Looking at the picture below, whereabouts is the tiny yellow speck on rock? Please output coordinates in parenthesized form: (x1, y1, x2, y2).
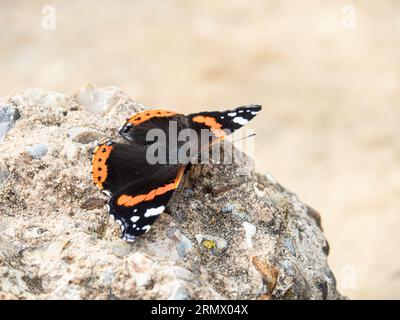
(202, 240, 216, 250)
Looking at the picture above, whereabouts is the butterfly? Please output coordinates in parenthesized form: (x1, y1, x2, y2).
(91, 105, 262, 242)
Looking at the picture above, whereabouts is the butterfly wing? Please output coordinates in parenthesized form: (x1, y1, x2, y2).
(92, 140, 185, 241)
(118, 109, 189, 144)
(188, 104, 262, 138)
(108, 165, 185, 242)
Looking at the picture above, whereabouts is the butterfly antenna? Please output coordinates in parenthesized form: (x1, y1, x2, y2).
(194, 133, 256, 165)
(229, 133, 256, 144)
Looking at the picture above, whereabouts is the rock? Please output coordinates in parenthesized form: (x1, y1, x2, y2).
(127, 252, 154, 288)
(283, 238, 296, 256)
(61, 143, 80, 160)
(25, 144, 48, 159)
(167, 282, 190, 300)
(67, 127, 105, 144)
(75, 83, 120, 114)
(162, 266, 196, 282)
(100, 269, 115, 285)
(166, 228, 193, 257)
(242, 222, 257, 249)
(128, 252, 154, 273)
(221, 203, 235, 214)
(252, 256, 278, 293)
(22, 226, 47, 242)
(184, 188, 194, 197)
(195, 234, 228, 254)
(0, 86, 343, 300)
(109, 241, 132, 258)
(195, 234, 204, 243)
(0, 105, 20, 143)
(80, 197, 106, 210)
(0, 160, 10, 189)
(220, 203, 249, 221)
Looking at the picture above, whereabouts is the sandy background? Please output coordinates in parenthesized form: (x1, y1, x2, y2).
(1, 0, 399, 299)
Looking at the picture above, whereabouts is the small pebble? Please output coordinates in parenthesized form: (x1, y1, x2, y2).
(166, 228, 193, 257)
(67, 127, 104, 144)
(242, 222, 257, 248)
(221, 203, 235, 214)
(75, 83, 119, 114)
(284, 238, 296, 256)
(128, 252, 153, 273)
(167, 282, 190, 300)
(198, 234, 228, 254)
(184, 189, 194, 197)
(0, 105, 20, 142)
(25, 144, 48, 159)
(195, 234, 204, 244)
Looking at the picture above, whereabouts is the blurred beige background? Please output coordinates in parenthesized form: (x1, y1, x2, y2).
(1, 0, 399, 299)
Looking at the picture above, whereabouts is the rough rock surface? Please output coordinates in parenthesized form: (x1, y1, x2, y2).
(0, 85, 342, 300)
(0, 104, 20, 143)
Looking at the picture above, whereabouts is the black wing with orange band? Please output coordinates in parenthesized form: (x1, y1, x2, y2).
(188, 104, 262, 138)
(92, 139, 185, 241)
(118, 109, 189, 144)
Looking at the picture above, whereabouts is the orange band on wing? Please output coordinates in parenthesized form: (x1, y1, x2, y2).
(127, 110, 177, 126)
(191, 115, 227, 138)
(91, 143, 113, 190)
(116, 166, 185, 207)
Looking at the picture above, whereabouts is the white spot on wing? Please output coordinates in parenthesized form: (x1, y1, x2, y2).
(142, 225, 151, 232)
(227, 112, 237, 117)
(131, 216, 140, 223)
(123, 234, 136, 242)
(233, 117, 249, 125)
(144, 206, 165, 217)
(238, 110, 244, 113)
(251, 111, 259, 115)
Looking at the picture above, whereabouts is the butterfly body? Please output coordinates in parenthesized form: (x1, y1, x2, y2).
(91, 105, 261, 241)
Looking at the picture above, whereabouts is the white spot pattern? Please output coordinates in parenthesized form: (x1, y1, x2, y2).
(232, 117, 249, 125)
(144, 206, 165, 217)
(131, 216, 140, 223)
(142, 225, 151, 232)
(123, 234, 136, 242)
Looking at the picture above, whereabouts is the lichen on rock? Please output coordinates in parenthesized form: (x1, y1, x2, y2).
(0, 85, 342, 300)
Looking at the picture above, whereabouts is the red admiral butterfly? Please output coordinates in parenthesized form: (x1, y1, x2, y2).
(91, 105, 262, 242)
